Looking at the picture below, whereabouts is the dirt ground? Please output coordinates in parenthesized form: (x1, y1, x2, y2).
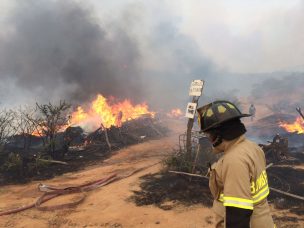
(0, 120, 303, 228)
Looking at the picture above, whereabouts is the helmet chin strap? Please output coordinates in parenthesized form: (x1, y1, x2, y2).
(207, 129, 223, 147)
(212, 134, 223, 147)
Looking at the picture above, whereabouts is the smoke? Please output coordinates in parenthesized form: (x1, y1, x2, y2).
(0, 0, 143, 105)
(0, 0, 224, 110)
(138, 20, 220, 109)
(251, 73, 304, 114)
(2, 0, 301, 112)
(175, 0, 304, 73)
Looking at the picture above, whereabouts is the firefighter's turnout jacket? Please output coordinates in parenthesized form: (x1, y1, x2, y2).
(209, 135, 275, 228)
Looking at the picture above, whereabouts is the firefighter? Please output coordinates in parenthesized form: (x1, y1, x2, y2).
(249, 104, 256, 121)
(197, 100, 274, 228)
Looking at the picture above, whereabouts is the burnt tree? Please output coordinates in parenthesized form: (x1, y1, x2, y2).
(0, 109, 16, 153)
(14, 107, 39, 176)
(15, 107, 37, 151)
(35, 101, 71, 159)
(0, 109, 18, 175)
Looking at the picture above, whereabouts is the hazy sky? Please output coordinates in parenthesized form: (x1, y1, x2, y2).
(0, 0, 303, 109)
(88, 0, 304, 73)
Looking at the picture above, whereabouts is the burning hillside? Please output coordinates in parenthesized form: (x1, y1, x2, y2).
(0, 95, 168, 184)
(166, 109, 183, 118)
(247, 113, 304, 146)
(69, 94, 155, 131)
(279, 117, 304, 134)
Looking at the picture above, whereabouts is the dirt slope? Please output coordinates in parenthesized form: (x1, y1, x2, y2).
(0, 120, 214, 228)
(0, 120, 302, 228)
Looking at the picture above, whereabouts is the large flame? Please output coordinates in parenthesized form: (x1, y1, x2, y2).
(279, 117, 304, 134)
(70, 106, 88, 124)
(70, 94, 155, 130)
(31, 94, 154, 136)
(167, 108, 183, 118)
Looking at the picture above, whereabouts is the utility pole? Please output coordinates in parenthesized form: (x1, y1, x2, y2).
(185, 80, 204, 162)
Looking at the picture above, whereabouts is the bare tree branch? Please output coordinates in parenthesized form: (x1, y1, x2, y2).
(0, 109, 17, 152)
(35, 100, 71, 158)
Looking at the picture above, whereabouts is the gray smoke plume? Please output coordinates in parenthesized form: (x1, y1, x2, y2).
(0, 0, 143, 105)
(0, 0, 258, 110)
(251, 73, 304, 114)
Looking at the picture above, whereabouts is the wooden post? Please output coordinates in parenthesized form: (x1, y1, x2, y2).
(191, 144, 200, 174)
(189, 143, 201, 182)
(100, 123, 112, 151)
(185, 96, 199, 162)
(185, 80, 204, 165)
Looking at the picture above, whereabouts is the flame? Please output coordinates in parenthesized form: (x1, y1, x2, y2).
(279, 117, 304, 134)
(70, 94, 155, 130)
(167, 108, 183, 118)
(70, 106, 88, 124)
(30, 94, 154, 136)
(31, 129, 42, 137)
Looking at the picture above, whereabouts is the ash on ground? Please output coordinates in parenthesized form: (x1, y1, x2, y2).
(130, 152, 304, 223)
(129, 172, 212, 210)
(267, 152, 304, 217)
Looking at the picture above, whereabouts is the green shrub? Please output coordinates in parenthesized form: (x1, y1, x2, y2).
(28, 152, 52, 175)
(162, 149, 193, 173)
(1, 153, 23, 176)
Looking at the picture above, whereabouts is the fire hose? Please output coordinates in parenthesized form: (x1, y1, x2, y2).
(0, 162, 160, 216)
(0, 173, 117, 216)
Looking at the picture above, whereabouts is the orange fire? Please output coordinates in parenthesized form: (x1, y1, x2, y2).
(167, 108, 183, 118)
(30, 94, 154, 136)
(31, 130, 42, 137)
(70, 106, 88, 124)
(70, 94, 155, 130)
(279, 117, 304, 134)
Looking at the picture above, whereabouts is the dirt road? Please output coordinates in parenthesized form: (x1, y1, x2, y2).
(0, 120, 303, 228)
(0, 120, 215, 228)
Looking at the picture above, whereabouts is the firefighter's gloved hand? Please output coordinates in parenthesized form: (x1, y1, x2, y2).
(206, 162, 217, 176)
(208, 162, 221, 199)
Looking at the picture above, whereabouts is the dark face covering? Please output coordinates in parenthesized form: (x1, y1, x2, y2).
(205, 118, 247, 152)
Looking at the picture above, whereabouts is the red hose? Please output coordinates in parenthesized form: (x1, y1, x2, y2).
(0, 173, 117, 216)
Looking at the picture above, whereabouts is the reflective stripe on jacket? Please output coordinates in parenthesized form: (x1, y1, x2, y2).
(209, 135, 275, 228)
(218, 168, 270, 210)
